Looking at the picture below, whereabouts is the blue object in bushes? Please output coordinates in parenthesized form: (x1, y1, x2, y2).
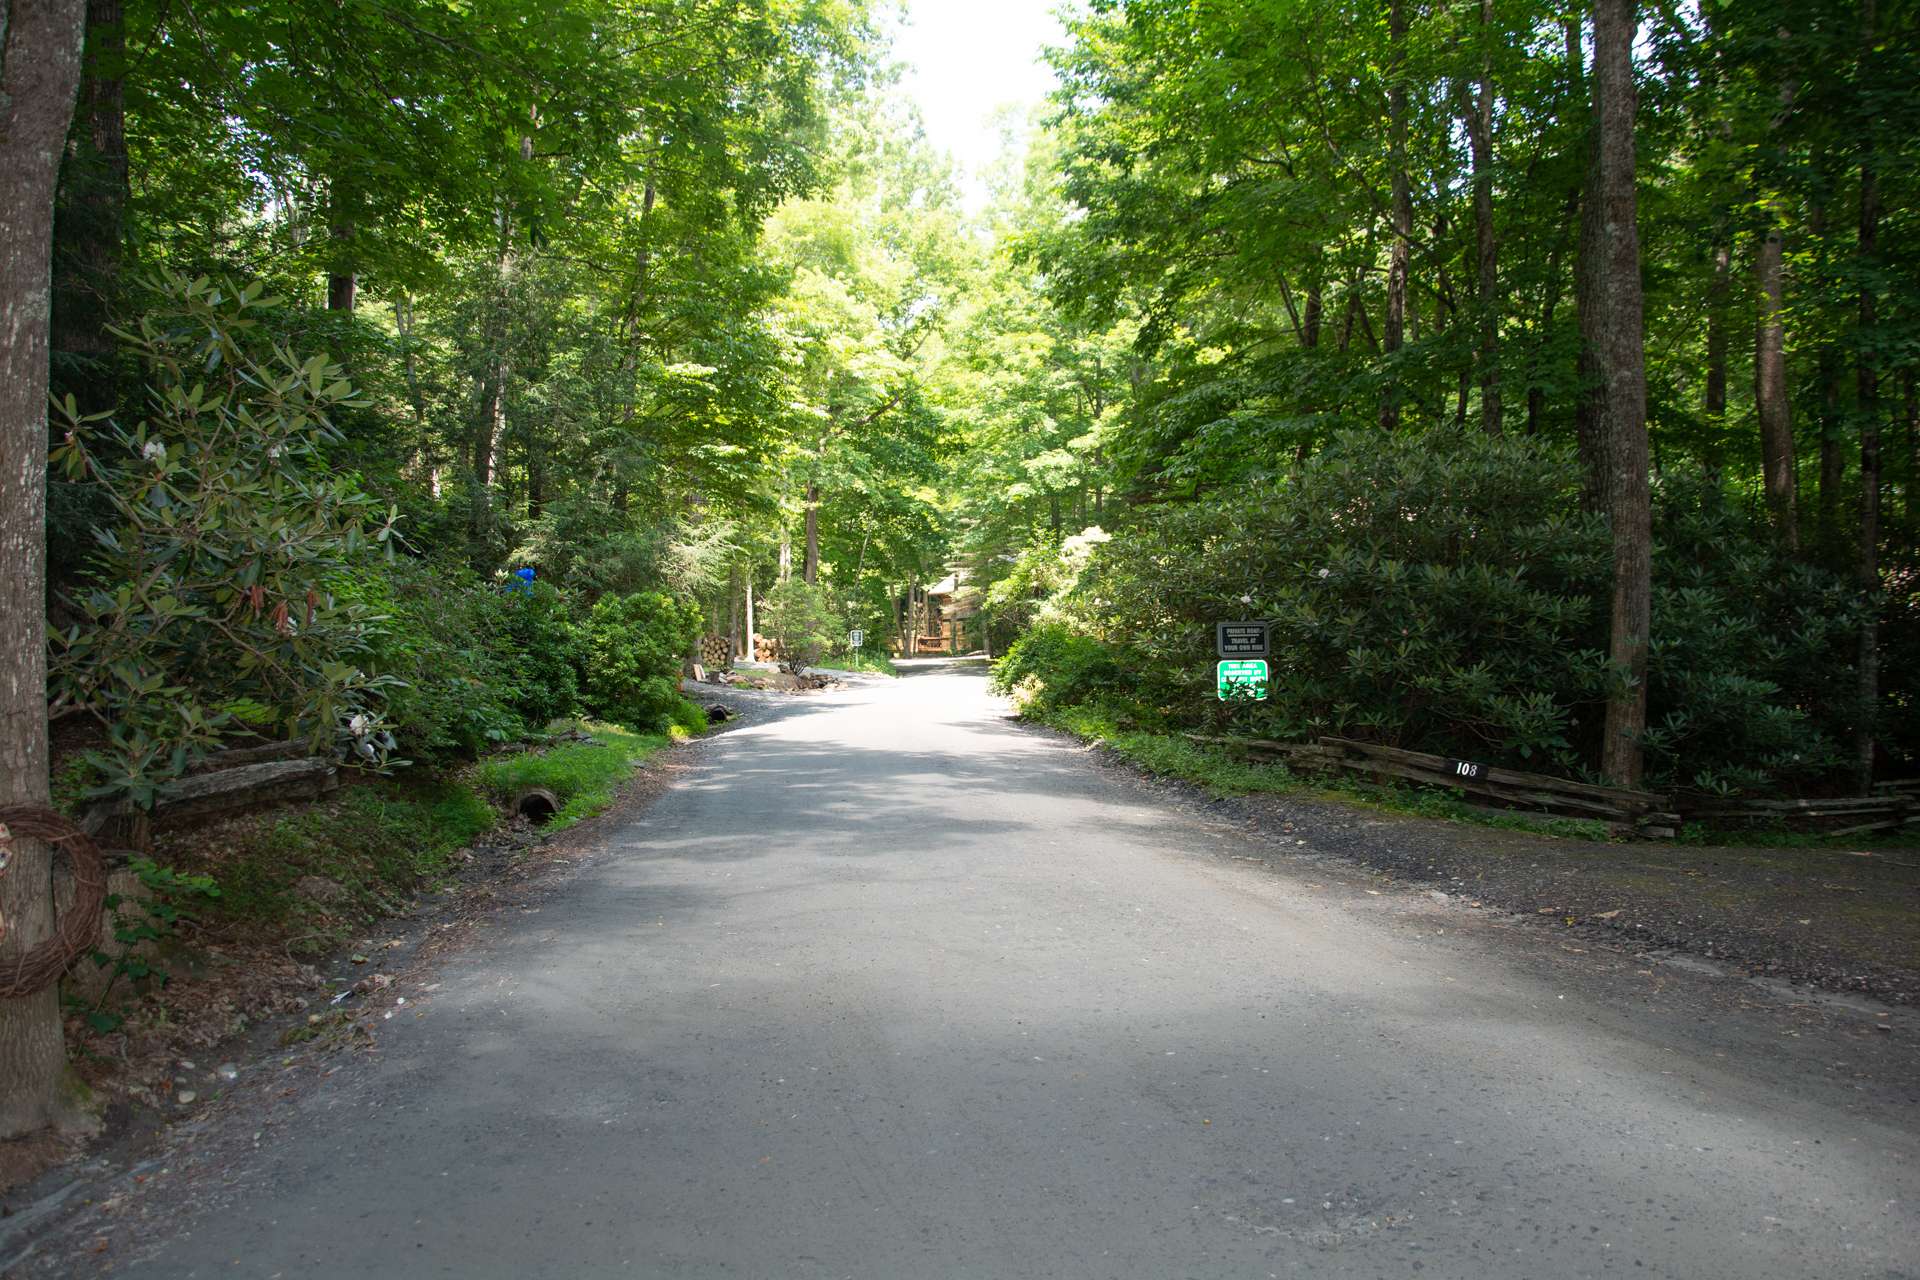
(508, 566, 537, 595)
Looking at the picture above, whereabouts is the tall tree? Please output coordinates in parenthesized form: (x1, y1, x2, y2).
(48, 0, 126, 414)
(1854, 0, 1882, 792)
(1463, 0, 1501, 435)
(1579, 0, 1652, 787)
(1381, 0, 1412, 431)
(0, 0, 89, 1141)
(1753, 80, 1799, 550)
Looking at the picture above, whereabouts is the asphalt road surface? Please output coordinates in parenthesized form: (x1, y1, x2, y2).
(114, 664, 1918, 1278)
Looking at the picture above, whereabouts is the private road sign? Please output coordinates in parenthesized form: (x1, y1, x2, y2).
(1216, 621, 1270, 659)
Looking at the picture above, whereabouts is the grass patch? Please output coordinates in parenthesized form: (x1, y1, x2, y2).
(191, 777, 496, 929)
(1038, 703, 1300, 796)
(815, 652, 899, 677)
(476, 721, 673, 830)
(1031, 700, 1614, 839)
(1323, 777, 1615, 841)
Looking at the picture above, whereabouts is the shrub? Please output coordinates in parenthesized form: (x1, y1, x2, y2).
(580, 591, 704, 732)
(989, 622, 1127, 714)
(49, 274, 402, 806)
(493, 578, 582, 728)
(332, 560, 529, 761)
(759, 579, 838, 674)
(1046, 429, 1859, 792)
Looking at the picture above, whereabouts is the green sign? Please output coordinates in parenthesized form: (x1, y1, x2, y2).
(1216, 659, 1269, 702)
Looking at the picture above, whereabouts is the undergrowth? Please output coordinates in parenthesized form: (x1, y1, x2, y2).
(476, 722, 676, 830)
(204, 779, 496, 931)
(1030, 701, 1614, 841)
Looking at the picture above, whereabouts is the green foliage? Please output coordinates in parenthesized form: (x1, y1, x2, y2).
(211, 781, 495, 926)
(1047, 431, 1858, 793)
(477, 724, 672, 830)
(73, 857, 223, 1033)
(1041, 701, 1300, 797)
(759, 579, 839, 673)
(989, 623, 1127, 715)
(495, 581, 583, 728)
(580, 592, 703, 732)
(331, 560, 528, 761)
(49, 275, 404, 807)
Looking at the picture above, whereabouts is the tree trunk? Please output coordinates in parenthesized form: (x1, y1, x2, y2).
(326, 177, 356, 311)
(1817, 339, 1844, 548)
(744, 576, 756, 660)
(1528, 199, 1574, 438)
(1380, 0, 1411, 431)
(1753, 220, 1800, 550)
(726, 565, 741, 663)
(394, 293, 431, 479)
(802, 480, 820, 585)
(0, 0, 88, 1140)
(1580, 0, 1652, 789)
(326, 235, 356, 312)
(1704, 237, 1729, 454)
(470, 218, 513, 555)
(1906, 370, 1917, 555)
(1302, 247, 1324, 350)
(1854, 30, 1881, 793)
(1467, 0, 1501, 435)
(49, 0, 126, 415)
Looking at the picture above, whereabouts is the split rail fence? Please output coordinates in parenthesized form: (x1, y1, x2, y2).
(1185, 734, 1920, 841)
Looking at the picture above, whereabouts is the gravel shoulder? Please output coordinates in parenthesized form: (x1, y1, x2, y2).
(1039, 720, 1920, 1004)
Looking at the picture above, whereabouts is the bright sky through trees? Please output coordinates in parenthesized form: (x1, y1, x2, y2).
(892, 0, 1066, 209)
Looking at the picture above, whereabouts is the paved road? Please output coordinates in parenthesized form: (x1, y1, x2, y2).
(122, 666, 1917, 1277)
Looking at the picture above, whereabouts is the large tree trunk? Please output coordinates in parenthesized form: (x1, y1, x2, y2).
(1466, 0, 1501, 435)
(1754, 219, 1799, 550)
(326, 229, 356, 311)
(1854, 29, 1881, 794)
(0, 0, 89, 1140)
(1580, 0, 1652, 789)
(1380, 0, 1411, 431)
(326, 176, 356, 311)
(49, 0, 125, 415)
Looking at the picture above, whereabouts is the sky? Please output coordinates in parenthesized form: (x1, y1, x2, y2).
(890, 0, 1069, 210)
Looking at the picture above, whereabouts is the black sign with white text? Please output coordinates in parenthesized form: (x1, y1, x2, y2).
(1215, 621, 1270, 659)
